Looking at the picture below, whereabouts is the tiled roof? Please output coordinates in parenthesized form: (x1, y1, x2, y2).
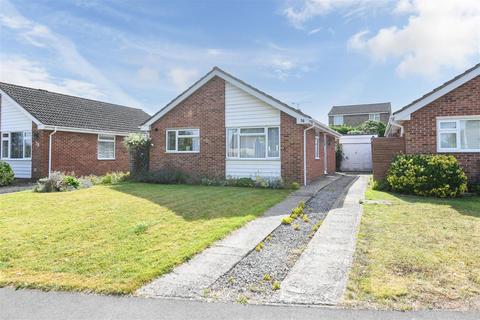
(328, 102, 391, 116)
(0, 82, 150, 133)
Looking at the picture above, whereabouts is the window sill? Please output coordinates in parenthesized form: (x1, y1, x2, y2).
(226, 157, 280, 161)
(98, 158, 116, 160)
(1, 158, 32, 160)
(437, 149, 480, 153)
(165, 151, 200, 154)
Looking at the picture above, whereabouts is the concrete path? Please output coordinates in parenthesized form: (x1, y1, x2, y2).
(2, 287, 478, 320)
(0, 183, 35, 194)
(279, 175, 369, 305)
(137, 175, 340, 299)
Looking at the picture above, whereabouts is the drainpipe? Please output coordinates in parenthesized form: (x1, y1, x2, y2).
(323, 133, 328, 175)
(48, 127, 58, 178)
(303, 125, 315, 186)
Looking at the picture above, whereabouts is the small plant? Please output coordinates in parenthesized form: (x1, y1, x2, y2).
(281, 216, 293, 225)
(266, 235, 273, 242)
(228, 276, 236, 285)
(255, 242, 265, 252)
(201, 288, 211, 298)
(292, 223, 300, 231)
(0, 161, 14, 186)
(302, 214, 309, 223)
(63, 175, 80, 189)
(372, 178, 390, 191)
(236, 294, 248, 304)
(291, 182, 300, 190)
(132, 223, 149, 235)
(263, 274, 271, 281)
(272, 281, 281, 290)
(309, 220, 323, 237)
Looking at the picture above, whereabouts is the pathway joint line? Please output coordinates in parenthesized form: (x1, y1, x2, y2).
(278, 175, 369, 305)
(136, 175, 341, 299)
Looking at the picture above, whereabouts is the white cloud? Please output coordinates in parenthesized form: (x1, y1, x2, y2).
(136, 66, 160, 82)
(167, 68, 199, 91)
(0, 56, 106, 99)
(348, 0, 480, 78)
(207, 49, 222, 56)
(0, 0, 141, 106)
(283, 0, 387, 28)
(308, 27, 322, 35)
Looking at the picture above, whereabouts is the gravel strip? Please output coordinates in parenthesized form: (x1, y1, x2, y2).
(207, 175, 356, 304)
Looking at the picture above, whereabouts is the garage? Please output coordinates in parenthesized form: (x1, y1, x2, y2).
(339, 135, 375, 172)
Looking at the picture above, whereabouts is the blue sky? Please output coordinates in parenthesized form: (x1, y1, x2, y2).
(1, 0, 479, 123)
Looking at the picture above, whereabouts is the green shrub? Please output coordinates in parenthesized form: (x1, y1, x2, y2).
(281, 216, 293, 225)
(290, 182, 300, 190)
(468, 183, 480, 195)
(330, 125, 356, 135)
(372, 178, 390, 191)
(386, 154, 467, 198)
(0, 161, 14, 186)
(358, 120, 386, 137)
(63, 175, 80, 189)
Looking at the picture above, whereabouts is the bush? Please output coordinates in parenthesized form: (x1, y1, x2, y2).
(0, 161, 14, 186)
(34, 172, 68, 192)
(386, 154, 467, 198)
(135, 169, 188, 184)
(290, 182, 300, 190)
(63, 175, 80, 189)
(98, 172, 130, 185)
(468, 183, 480, 195)
(358, 120, 386, 137)
(372, 178, 390, 191)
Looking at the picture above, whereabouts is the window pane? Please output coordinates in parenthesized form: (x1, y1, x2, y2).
(167, 131, 176, 151)
(227, 129, 238, 157)
(178, 129, 198, 136)
(268, 127, 279, 157)
(460, 120, 480, 149)
(99, 141, 115, 159)
(178, 137, 199, 151)
(99, 134, 115, 141)
(315, 136, 319, 158)
(10, 132, 24, 158)
(440, 132, 457, 149)
(440, 121, 456, 129)
(240, 128, 264, 134)
(240, 135, 265, 158)
(334, 115, 343, 125)
(2, 140, 8, 158)
(24, 132, 32, 158)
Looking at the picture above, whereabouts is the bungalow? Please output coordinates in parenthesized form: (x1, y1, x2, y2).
(141, 67, 340, 185)
(379, 63, 480, 182)
(0, 82, 150, 179)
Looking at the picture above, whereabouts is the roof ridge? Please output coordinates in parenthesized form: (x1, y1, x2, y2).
(0, 81, 147, 114)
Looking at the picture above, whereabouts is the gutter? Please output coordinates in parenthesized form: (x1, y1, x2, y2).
(48, 127, 58, 178)
(303, 125, 315, 186)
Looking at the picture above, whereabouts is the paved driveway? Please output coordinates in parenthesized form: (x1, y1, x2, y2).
(1, 288, 478, 320)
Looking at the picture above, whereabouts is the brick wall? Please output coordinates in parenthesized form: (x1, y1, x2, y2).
(280, 112, 304, 184)
(32, 126, 129, 178)
(371, 137, 405, 181)
(149, 76, 226, 179)
(327, 135, 336, 174)
(403, 75, 480, 182)
(305, 129, 323, 184)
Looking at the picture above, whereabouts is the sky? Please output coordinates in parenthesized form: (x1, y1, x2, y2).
(1, 0, 479, 123)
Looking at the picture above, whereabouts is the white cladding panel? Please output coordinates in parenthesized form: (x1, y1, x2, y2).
(225, 82, 280, 127)
(3, 159, 31, 178)
(1, 92, 32, 131)
(226, 160, 281, 178)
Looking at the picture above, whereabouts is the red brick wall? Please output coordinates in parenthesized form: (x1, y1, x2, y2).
(280, 112, 304, 184)
(404, 75, 480, 182)
(32, 127, 129, 178)
(305, 129, 324, 184)
(371, 137, 405, 181)
(149, 76, 226, 179)
(327, 135, 336, 174)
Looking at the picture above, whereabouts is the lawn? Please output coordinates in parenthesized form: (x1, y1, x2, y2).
(345, 187, 480, 311)
(0, 183, 289, 294)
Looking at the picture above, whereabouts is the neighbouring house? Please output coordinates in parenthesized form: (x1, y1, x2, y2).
(373, 63, 480, 182)
(140, 67, 340, 185)
(0, 82, 150, 179)
(328, 102, 391, 126)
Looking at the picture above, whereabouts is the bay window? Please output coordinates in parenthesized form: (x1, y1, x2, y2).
(1, 131, 32, 159)
(437, 117, 480, 152)
(98, 134, 116, 160)
(166, 129, 200, 152)
(227, 127, 280, 159)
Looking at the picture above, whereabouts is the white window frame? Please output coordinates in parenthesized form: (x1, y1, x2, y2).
(369, 113, 381, 121)
(437, 116, 480, 153)
(315, 135, 320, 159)
(333, 115, 343, 126)
(165, 128, 200, 153)
(1, 131, 32, 160)
(97, 134, 116, 160)
(226, 126, 281, 160)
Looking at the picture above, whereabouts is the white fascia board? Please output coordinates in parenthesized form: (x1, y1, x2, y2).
(395, 66, 480, 121)
(142, 68, 307, 129)
(308, 119, 341, 138)
(0, 88, 43, 125)
(39, 125, 131, 136)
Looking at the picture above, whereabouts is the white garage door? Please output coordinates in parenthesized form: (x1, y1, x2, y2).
(339, 135, 375, 172)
